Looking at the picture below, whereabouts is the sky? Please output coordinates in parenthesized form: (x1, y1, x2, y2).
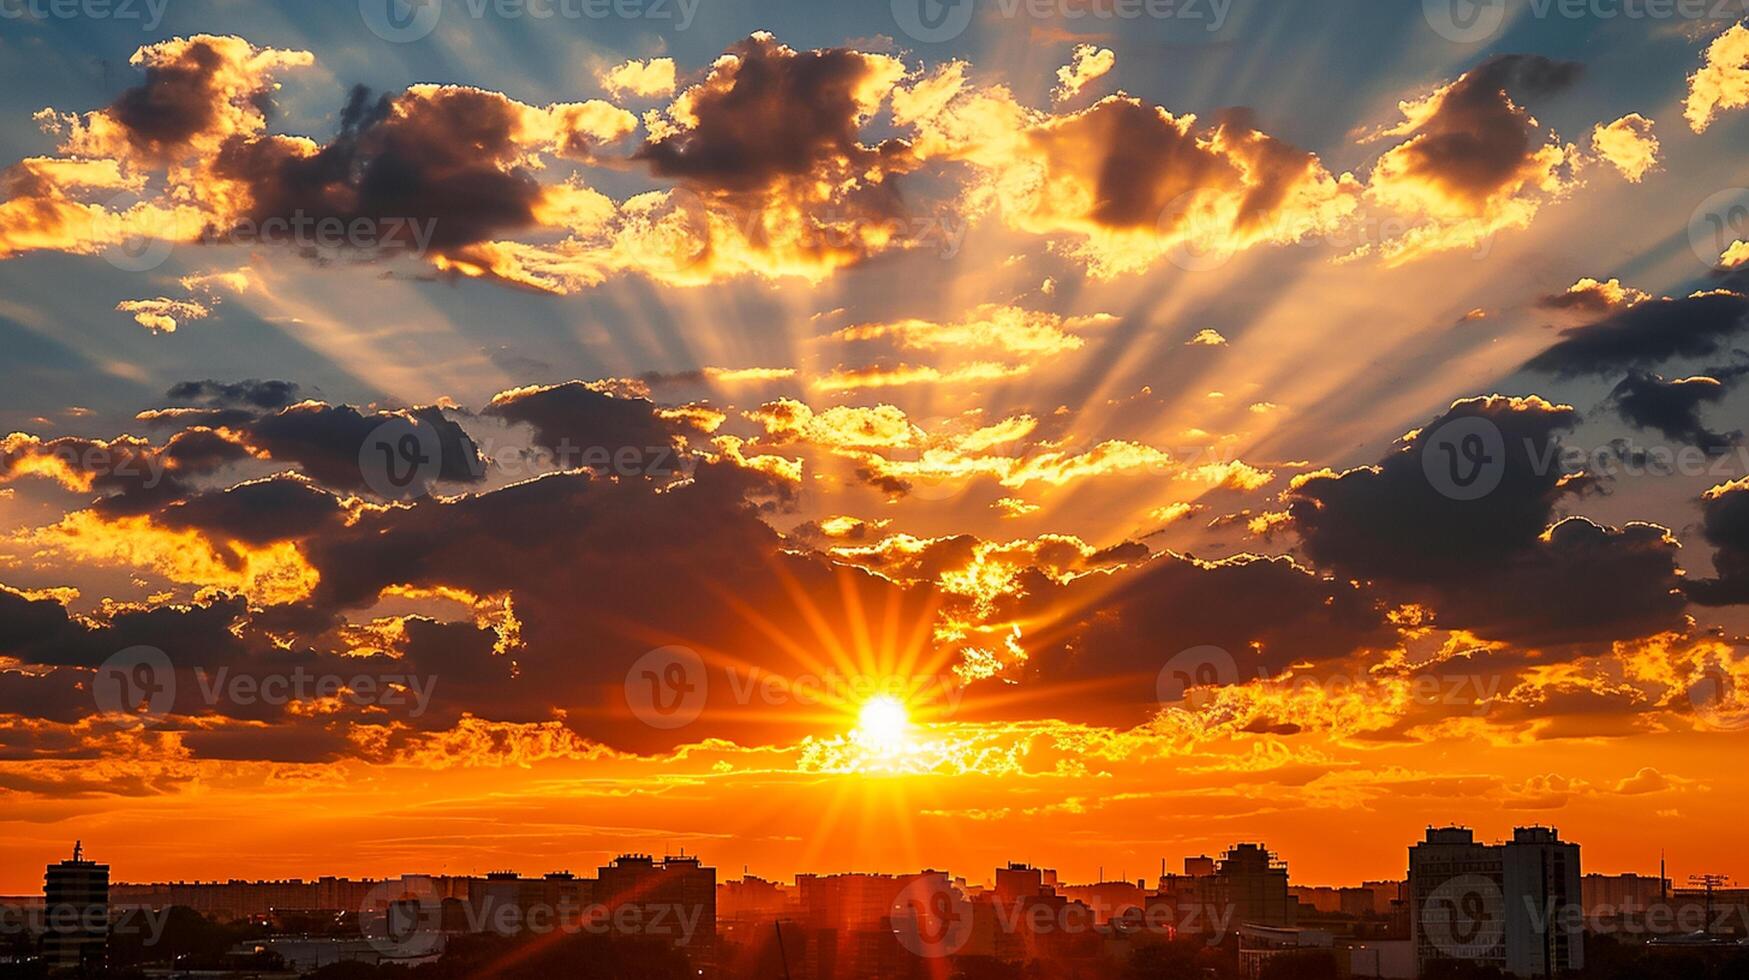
(1, 0, 1749, 894)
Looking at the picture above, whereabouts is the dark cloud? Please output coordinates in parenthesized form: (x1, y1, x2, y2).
(481, 382, 683, 475)
(1429, 518, 1687, 648)
(0, 590, 249, 670)
(1287, 395, 1581, 582)
(1605, 367, 1748, 452)
(156, 476, 347, 546)
(3, 428, 249, 513)
(242, 403, 486, 493)
(969, 553, 1391, 725)
(1389, 54, 1582, 205)
(210, 85, 565, 253)
(1052, 102, 1325, 233)
(1688, 479, 1749, 606)
(108, 38, 230, 159)
(633, 33, 908, 195)
(166, 379, 304, 410)
(1525, 280, 1749, 376)
(1284, 396, 1685, 647)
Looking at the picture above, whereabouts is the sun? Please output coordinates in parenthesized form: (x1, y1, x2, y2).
(854, 695, 911, 754)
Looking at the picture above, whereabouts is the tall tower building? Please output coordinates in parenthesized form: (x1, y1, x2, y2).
(1409, 826, 1583, 978)
(43, 841, 109, 971)
(1503, 827, 1583, 977)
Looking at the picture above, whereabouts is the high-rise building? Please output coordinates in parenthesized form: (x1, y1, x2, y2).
(1409, 826, 1583, 977)
(43, 842, 108, 971)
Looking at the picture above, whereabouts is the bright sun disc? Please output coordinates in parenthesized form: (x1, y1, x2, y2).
(856, 695, 910, 751)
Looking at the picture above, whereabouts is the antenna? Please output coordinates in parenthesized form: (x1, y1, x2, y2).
(1689, 873, 1732, 936)
(72, 841, 82, 862)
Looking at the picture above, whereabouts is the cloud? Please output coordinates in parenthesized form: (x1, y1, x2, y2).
(484, 381, 686, 458)
(893, 66, 1358, 278)
(813, 361, 1029, 391)
(115, 297, 210, 334)
(1053, 44, 1116, 104)
(167, 379, 303, 410)
(47, 34, 314, 164)
(1360, 55, 1583, 263)
(826, 305, 1113, 358)
(3, 37, 307, 259)
(748, 399, 923, 450)
(1536, 276, 1649, 314)
(157, 475, 348, 547)
(1684, 22, 1749, 133)
(5, 37, 641, 284)
(973, 552, 1392, 725)
(1525, 273, 1749, 376)
(239, 403, 487, 495)
(0, 429, 247, 507)
(597, 57, 678, 99)
(1186, 328, 1228, 346)
(435, 36, 933, 292)
(1606, 368, 1748, 452)
(1284, 395, 1686, 647)
(1590, 113, 1659, 182)
(1615, 766, 1672, 795)
(1688, 477, 1749, 605)
(214, 82, 635, 253)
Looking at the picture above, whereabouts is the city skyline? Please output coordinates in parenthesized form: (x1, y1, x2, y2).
(0, 829, 1700, 898)
(2, 0, 1749, 956)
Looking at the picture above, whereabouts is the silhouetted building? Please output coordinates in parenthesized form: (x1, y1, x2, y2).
(1220, 844, 1296, 929)
(595, 854, 715, 947)
(1409, 826, 1583, 977)
(1149, 845, 1295, 937)
(43, 842, 108, 971)
(1237, 924, 1333, 979)
(468, 871, 591, 934)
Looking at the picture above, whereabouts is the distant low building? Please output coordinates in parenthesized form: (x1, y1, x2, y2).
(595, 854, 716, 948)
(1236, 924, 1332, 979)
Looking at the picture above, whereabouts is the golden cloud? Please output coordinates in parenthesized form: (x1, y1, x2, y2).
(1685, 23, 1749, 133)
